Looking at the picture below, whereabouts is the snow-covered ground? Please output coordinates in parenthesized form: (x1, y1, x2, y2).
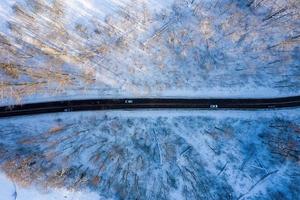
(0, 0, 300, 105)
(0, 109, 299, 199)
(0, 0, 299, 199)
(0, 172, 101, 200)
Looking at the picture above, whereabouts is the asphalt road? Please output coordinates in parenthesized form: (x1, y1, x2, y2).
(0, 96, 300, 118)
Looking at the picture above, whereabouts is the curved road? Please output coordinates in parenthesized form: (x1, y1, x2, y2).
(0, 96, 300, 118)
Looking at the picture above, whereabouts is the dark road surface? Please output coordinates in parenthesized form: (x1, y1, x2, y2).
(1, 96, 300, 118)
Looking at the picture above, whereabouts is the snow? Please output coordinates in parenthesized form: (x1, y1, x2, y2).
(0, 172, 16, 200)
(0, 0, 299, 198)
(0, 108, 299, 199)
(0, 172, 103, 200)
(0, 0, 299, 105)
